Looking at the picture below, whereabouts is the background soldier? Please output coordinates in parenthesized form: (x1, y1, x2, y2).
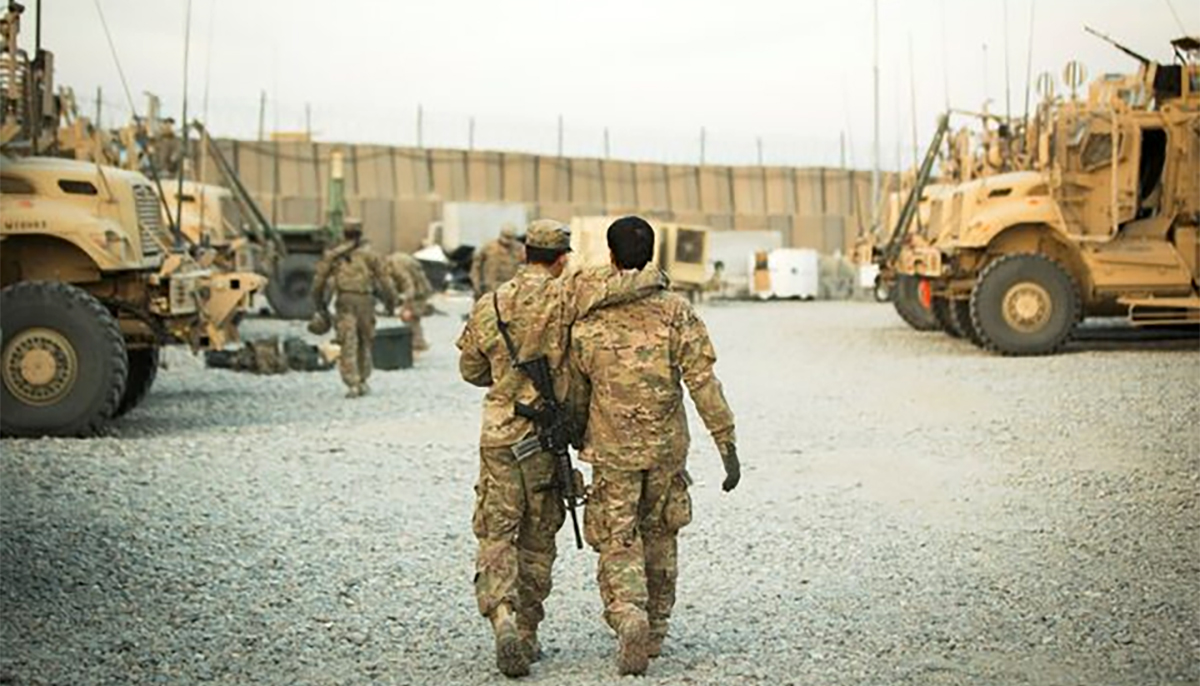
(470, 223, 523, 298)
(387, 251, 434, 351)
(570, 216, 740, 676)
(456, 219, 663, 678)
(311, 221, 398, 398)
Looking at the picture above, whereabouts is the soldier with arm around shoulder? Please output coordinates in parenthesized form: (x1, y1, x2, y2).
(570, 216, 739, 676)
(456, 219, 665, 678)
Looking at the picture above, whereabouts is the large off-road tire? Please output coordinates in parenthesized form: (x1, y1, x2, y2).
(1, 281, 129, 437)
(931, 296, 962, 338)
(267, 253, 321, 320)
(891, 275, 939, 332)
(115, 347, 159, 417)
(970, 253, 1081, 356)
(950, 298, 985, 347)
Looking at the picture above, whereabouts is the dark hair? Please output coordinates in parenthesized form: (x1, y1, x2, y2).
(525, 245, 563, 265)
(607, 216, 655, 269)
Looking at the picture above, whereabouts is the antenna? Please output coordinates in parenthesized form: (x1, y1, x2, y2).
(1163, 0, 1187, 35)
(201, 0, 215, 125)
(174, 0, 194, 252)
(870, 0, 880, 234)
(1023, 0, 1037, 129)
(1003, 0, 1012, 123)
(92, 0, 182, 243)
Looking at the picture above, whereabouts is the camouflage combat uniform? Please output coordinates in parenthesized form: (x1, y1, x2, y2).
(571, 286, 736, 657)
(470, 227, 522, 298)
(312, 237, 397, 397)
(456, 220, 663, 676)
(387, 251, 434, 351)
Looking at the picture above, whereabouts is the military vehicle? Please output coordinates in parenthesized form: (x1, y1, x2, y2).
(0, 2, 264, 436)
(906, 33, 1200, 355)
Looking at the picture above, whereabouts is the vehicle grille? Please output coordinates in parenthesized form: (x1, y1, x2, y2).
(132, 184, 164, 260)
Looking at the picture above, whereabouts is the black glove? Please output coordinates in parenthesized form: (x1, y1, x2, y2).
(719, 443, 740, 492)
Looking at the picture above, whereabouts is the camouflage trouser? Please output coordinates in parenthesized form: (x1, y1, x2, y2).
(334, 292, 375, 388)
(409, 297, 429, 351)
(584, 466, 692, 642)
(473, 446, 566, 639)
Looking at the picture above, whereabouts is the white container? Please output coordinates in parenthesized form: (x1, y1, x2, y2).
(752, 248, 819, 300)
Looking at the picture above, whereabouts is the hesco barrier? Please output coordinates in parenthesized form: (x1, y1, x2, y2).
(199, 139, 893, 256)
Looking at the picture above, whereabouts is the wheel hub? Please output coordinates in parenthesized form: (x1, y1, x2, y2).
(1002, 282, 1053, 332)
(3, 328, 79, 406)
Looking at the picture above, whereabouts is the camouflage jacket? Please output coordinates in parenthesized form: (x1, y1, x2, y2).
(470, 239, 521, 294)
(570, 288, 735, 472)
(457, 265, 664, 448)
(311, 239, 398, 309)
(387, 252, 433, 303)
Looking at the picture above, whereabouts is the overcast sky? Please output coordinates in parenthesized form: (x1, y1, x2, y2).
(30, 0, 1200, 168)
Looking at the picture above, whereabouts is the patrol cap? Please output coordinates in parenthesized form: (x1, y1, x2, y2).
(524, 219, 572, 253)
(499, 223, 518, 240)
(344, 218, 364, 235)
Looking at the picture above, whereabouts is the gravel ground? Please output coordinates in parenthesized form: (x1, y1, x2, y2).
(2, 298, 1198, 686)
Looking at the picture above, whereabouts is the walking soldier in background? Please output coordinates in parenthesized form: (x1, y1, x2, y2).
(470, 223, 523, 299)
(311, 220, 398, 398)
(456, 219, 664, 678)
(387, 251, 434, 351)
(570, 216, 740, 675)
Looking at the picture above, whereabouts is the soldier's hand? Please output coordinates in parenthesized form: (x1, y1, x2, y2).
(719, 443, 740, 492)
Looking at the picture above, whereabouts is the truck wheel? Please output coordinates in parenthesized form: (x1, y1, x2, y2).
(1, 281, 128, 437)
(115, 347, 159, 417)
(267, 253, 320, 320)
(950, 299, 984, 347)
(892, 275, 939, 331)
(931, 296, 962, 338)
(970, 253, 1080, 356)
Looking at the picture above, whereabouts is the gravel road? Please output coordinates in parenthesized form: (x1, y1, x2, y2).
(2, 298, 1197, 686)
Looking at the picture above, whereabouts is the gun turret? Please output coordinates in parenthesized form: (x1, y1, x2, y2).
(1085, 26, 1151, 66)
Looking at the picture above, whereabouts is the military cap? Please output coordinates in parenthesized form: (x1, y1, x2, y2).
(524, 219, 572, 252)
(499, 223, 518, 240)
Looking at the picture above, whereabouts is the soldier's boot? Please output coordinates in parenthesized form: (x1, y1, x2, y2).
(358, 382, 371, 397)
(647, 618, 668, 658)
(344, 385, 361, 399)
(615, 610, 650, 676)
(518, 628, 541, 664)
(490, 605, 530, 678)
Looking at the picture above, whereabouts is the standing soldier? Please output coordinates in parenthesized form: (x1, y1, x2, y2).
(387, 251, 434, 351)
(470, 223, 523, 298)
(570, 216, 740, 676)
(311, 221, 398, 398)
(456, 219, 663, 678)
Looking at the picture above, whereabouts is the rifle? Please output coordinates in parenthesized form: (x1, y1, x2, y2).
(493, 293, 584, 550)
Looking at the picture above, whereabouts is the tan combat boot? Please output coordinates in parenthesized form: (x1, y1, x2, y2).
(490, 605, 530, 678)
(615, 611, 650, 676)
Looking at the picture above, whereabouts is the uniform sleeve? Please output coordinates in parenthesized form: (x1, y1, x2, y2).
(369, 253, 400, 310)
(674, 301, 736, 447)
(456, 304, 493, 387)
(392, 262, 417, 303)
(566, 266, 666, 323)
(470, 249, 485, 294)
(311, 255, 332, 310)
(567, 333, 593, 441)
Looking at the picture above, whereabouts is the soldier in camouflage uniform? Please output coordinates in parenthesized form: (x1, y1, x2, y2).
(387, 251, 434, 351)
(570, 216, 740, 676)
(457, 219, 664, 678)
(311, 222, 398, 398)
(470, 223, 523, 299)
